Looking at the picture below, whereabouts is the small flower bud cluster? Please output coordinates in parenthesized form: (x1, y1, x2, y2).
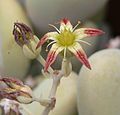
(0, 77, 33, 104)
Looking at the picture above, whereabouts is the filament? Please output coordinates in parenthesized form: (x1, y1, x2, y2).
(49, 24, 60, 33)
(46, 41, 56, 51)
(73, 21, 81, 31)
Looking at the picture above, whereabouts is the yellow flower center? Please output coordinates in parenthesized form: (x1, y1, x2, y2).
(56, 29, 76, 46)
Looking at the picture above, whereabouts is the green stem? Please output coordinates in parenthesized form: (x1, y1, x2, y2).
(37, 55, 54, 74)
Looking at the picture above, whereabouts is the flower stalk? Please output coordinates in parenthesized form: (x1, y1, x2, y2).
(42, 70, 64, 115)
(37, 55, 54, 74)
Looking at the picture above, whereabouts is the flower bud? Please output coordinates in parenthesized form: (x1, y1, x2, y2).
(13, 22, 33, 46)
(22, 36, 41, 59)
(13, 22, 41, 59)
(61, 58, 72, 77)
(16, 92, 33, 104)
(0, 77, 33, 104)
(17, 85, 33, 104)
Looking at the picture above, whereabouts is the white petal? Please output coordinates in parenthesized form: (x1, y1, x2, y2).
(60, 18, 73, 32)
(36, 32, 58, 49)
(74, 28, 104, 40)
(68, 42, 91, 69)
(47, 32, 58, 41)
(44, 43, 64, 71)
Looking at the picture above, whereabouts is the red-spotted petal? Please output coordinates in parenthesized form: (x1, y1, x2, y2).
(68, 43, 91, 69)
(74, 28, 104, 40)
(36, 32, 58, 49)
(60, 18, 73, 32)
(44, 43, 64, 72)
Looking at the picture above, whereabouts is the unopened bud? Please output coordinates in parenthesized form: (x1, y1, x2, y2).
(16, 85, 33, 104)
(0, 77, 34, 104)
(13, 22, 41, 59)
(17, 94, 33, 104)
(61, 58, 72, 77)
(23, 36, 41, 59)
(13, 22, 33, 46)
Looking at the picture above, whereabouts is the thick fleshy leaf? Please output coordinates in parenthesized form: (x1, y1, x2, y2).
(74, 28, 104, 40)
(68, 43, 91, 69)
(36, 32, 58, 49)
(44, 43, 64, 72)
(60, 18, 73, 32)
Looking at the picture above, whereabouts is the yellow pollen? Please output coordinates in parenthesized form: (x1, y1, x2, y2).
(56, 30, 76, 46)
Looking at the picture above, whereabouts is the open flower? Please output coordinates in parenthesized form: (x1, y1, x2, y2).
(36, 18, 104, 71)
(13, 22, 41, 59)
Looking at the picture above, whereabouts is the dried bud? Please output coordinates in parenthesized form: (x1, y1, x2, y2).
(13, 22, 41, 59)
(0, 98, 21, 115)
(61, 59, 72, 77)
(0, 77, 33, 104)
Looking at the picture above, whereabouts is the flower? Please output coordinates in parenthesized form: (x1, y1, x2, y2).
(0, 77, 33, 104)
(13, 22, 41, 59)
(36, 18, 104, 71)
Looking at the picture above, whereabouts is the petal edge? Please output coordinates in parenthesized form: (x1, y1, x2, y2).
(44, 44, 64, 72)
(68, 43, 91, 69)
(36, 32, 58, 49)
(74, 28, 104, 40)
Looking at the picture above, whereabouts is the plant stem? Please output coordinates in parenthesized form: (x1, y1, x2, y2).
(37, 55, 54, 74)
(42, 71, 63, 115)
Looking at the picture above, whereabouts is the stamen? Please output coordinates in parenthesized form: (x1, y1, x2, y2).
(73, 21, 81, 31)
(46, 41, 56, 51)
(49, 24, 60, 33)
(76, 40, 91, 46)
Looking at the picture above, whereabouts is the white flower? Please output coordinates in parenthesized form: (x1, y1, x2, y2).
(36, 18, 104, 71)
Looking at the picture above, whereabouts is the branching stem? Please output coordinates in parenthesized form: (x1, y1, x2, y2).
(42, 71, 64, 115)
